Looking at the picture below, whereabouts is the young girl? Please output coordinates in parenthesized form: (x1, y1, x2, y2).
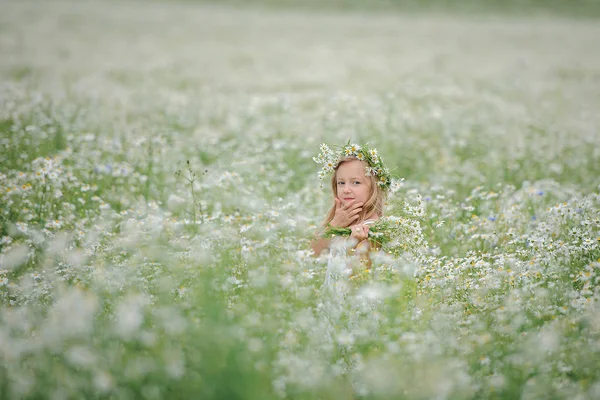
(311, 142, 392, 261)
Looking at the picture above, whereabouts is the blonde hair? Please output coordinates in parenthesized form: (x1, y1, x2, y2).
(322, 156, 386, 228)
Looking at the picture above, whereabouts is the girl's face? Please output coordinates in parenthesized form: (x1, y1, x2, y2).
(335, 160, 372, 207)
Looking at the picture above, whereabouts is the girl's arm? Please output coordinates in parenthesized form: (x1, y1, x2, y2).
(311, 237, 331, 257)
(351, 224, 376, 268)
(355, 239, 372, 269)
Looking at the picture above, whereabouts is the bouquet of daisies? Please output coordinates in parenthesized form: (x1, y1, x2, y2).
(322, 215, 426, 257)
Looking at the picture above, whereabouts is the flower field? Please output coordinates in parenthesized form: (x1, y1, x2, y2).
(1, 1, 600, 398)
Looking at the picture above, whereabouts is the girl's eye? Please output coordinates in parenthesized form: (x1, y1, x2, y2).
(337, 182, 344, 185)
(353, 181, 361, 185)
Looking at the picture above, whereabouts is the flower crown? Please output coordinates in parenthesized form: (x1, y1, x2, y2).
(313, 141, 392, 190)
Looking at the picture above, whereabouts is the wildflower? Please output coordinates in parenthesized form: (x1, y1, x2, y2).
(94, 371, 114, 392)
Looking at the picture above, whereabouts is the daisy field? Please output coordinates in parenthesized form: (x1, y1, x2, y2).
(1, 0, 600, 398)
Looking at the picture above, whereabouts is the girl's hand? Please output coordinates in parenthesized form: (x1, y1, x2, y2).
(350, 223, 371, 257)
(330, 199, 363, 228)
(350, 223, 370, 243)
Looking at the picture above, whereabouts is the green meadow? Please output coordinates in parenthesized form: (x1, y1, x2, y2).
(1, 0, 599, 398)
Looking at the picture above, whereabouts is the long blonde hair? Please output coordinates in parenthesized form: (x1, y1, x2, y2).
(322, 156, 386, 228)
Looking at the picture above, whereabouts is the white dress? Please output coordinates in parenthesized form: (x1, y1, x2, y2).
(318, 221, 383, 377)
(322, 219, 376, 289)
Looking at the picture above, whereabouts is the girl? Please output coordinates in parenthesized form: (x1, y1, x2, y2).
(311, 142, 391, 261)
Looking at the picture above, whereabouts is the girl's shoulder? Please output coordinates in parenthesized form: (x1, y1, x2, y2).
(363, 213, 382, 225)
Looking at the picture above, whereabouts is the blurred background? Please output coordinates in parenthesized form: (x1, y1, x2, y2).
(169, 0, 600, 16)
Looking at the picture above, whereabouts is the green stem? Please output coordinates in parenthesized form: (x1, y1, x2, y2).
(189, 171, 196, 226)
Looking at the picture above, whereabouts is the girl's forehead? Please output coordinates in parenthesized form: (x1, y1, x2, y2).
(337, 160, 365, 176)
